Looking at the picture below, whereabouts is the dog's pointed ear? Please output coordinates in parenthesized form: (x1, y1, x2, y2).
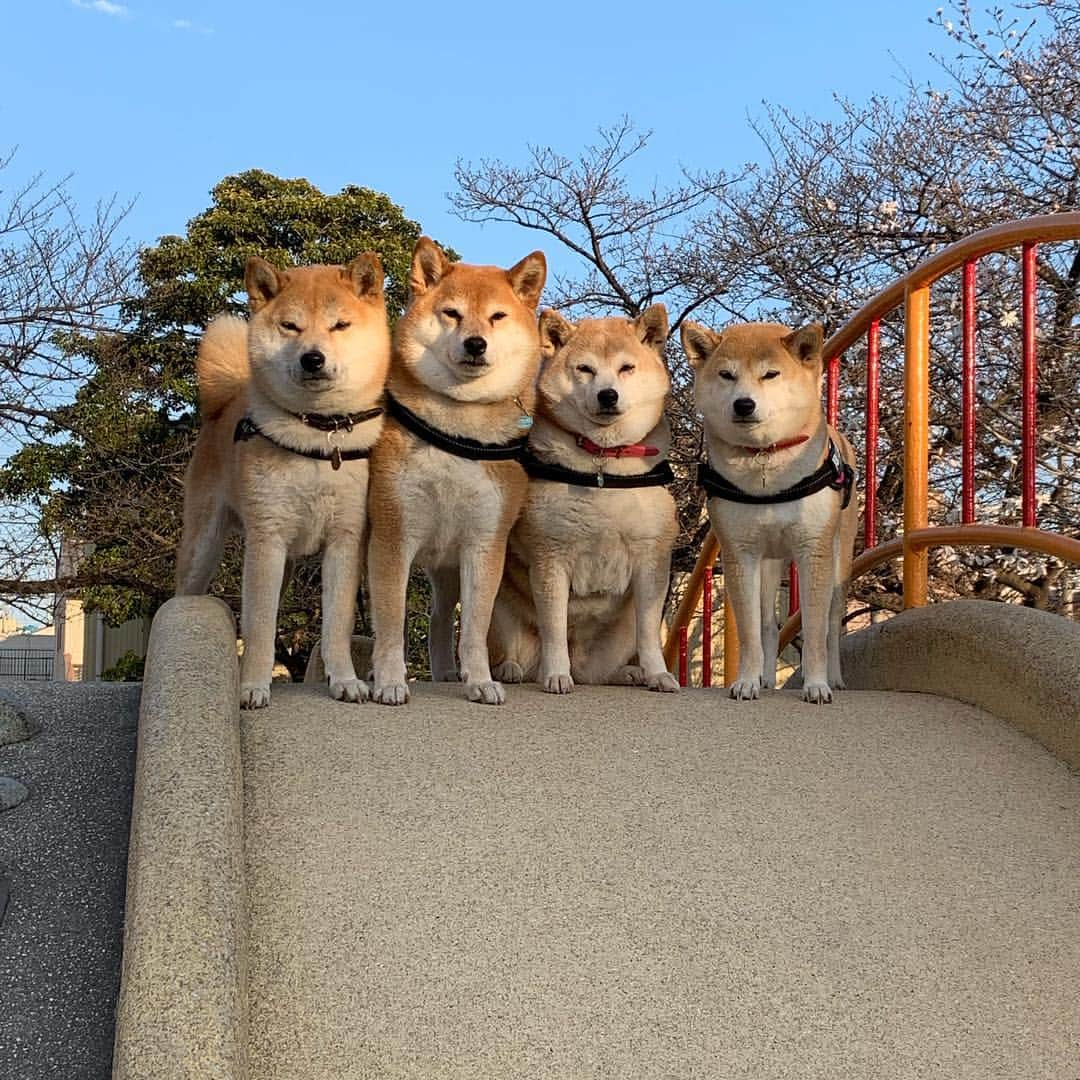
(538, 308, 576, 357)
(633, 304, 669, 352)
(783, 323, 825, 366)
(342, 252, 384, 299)
(680, 321, 721, 370)
(410, 237, 450, 297)
(507, 251, 547, 309)
(245, 256, 284, 312)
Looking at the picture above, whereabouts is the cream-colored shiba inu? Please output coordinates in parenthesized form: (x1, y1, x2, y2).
(367, 238, 546, 706)
(488, 307, 680, 693)
(681, 321, 857, 703)
(176, 255, 390, 709)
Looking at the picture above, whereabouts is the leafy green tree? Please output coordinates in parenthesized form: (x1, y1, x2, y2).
(1, 170, 444, 675)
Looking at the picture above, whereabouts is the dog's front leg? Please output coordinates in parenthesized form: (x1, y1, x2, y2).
(722, 545, 764, 701)
(760, 558, 783, 689)
(239, 533, 289, 709)
(530, 557, 574, 694)
(633, 554, 679, 693)
(796, 545, 835, 704)
(320, 533, 367, 703)
(368, 529, 413, 706)
(458, 544, 509, 704)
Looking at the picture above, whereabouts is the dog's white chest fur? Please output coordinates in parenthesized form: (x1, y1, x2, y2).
(708, 488, 838, 560)
(241, 451, 368, 557)
(520, 485, 674, 597)
(395, 444, 507, 567)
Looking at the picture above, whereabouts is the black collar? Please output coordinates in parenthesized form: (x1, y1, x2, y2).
(234, 416, 372, 470)
(521, 447, 674, 489)
(385, 392, 528, 461)
(698, 439, 854, 508)
(287, 405, 383, 432)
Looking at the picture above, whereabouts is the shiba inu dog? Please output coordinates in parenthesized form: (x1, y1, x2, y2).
(681, 321, 857, 703)
(175, 254, 390, 709)
(367, 237, 546, 706)
(488, 307, 680, 693)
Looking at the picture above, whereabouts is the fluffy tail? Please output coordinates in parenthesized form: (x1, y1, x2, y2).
(196, 315, 250, 419)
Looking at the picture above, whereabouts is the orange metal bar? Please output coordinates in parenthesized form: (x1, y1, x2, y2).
(903, 283, 930, 608)
(777, 526, 1080, 651)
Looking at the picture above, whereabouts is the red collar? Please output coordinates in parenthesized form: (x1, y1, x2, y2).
(735, 434, 811, 455)
(576, 434, 659, 458)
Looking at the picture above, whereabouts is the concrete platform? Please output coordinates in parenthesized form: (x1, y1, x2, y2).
(112, 597, 1080, 1080)
(244, 682, 1080, 1080)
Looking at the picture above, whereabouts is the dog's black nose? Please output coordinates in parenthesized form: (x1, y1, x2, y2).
(300, 350, 326, 373)
(733, 396, 756, 418)
(597, 388, 620, 409)
(463, 336, 487, 358)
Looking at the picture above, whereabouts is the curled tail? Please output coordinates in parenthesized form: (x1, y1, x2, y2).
(196, 316, 250, 419)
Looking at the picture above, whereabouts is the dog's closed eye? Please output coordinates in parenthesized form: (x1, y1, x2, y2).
(762, 370, 780, 380)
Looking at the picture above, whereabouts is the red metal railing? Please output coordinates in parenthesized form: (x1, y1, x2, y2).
(669, 213, 1080, 687)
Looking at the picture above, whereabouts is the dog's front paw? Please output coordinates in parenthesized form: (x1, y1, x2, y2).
(802, 681, 833, 705)
(240, 683, 271, 710)
(647, 670, 680, 693)
(465, 680, 506, 705)
(613, 664, 646, 686)
(729, 676, 761, 702)
(373, 682, 410, 706)
(492, 660, 525, 683)
(329, 677, 369, 704)
(542, 672, 574, 695)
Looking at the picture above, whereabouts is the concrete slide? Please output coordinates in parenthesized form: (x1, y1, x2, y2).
(113, 597, 1080, 1079)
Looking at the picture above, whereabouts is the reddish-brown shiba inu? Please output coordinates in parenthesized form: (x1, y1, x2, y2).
(488, 307, 680, 693)
(176, 255, 390, 709)
(682, 321, 857, 703)
(366, 238, 546, 705)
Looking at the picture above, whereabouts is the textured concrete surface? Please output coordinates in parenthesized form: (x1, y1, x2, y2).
(244, 682, 1080, 1080)
(841, 600, 1080, 768)
(0, 680, 139, 1080)
(112, 597, 246, 1080)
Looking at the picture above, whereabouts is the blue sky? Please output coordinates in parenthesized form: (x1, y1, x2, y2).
(6, 1, 946, 277)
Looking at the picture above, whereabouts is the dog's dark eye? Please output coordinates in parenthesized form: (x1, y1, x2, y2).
(718, 370, 736, 381)
(280, 321, 301, 333)
(331, 320, 351, 332)
(619, 364, 635, 375)
(576, 364, 596, 376)
(442, 308, 462, 321)
(762, 370, 780, 380)
(490, 311, 507, 323)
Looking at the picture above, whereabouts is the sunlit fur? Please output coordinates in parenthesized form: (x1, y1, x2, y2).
(682, 319, 858, 704)
(176, 255, 390, 710)
(488, 307, 680, 693)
